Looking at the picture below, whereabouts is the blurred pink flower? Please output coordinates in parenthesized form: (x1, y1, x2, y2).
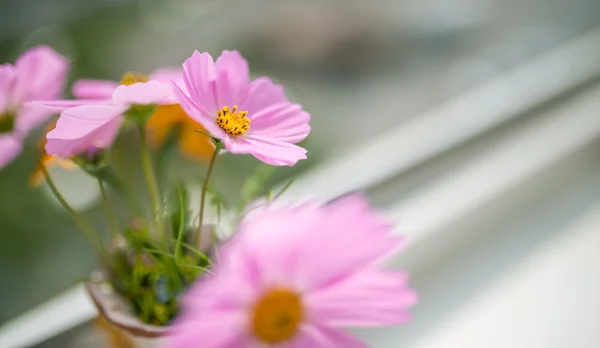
(45, 79, 173, 157)
(173, 50, 311, 166)
(166, 194, 417, 348)
(0, 46, 68, 168)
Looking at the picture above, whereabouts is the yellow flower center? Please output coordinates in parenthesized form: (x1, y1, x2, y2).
(0, 112, 15, 134)
(120, 72, 148, 86)
(251, 288, 303, 344)
(216, 105, 250, 136)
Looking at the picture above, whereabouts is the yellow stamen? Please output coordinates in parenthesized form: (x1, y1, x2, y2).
(251, 288, 303, 344)
(216, 105, 250, 136)
(120, 72, 148, 86)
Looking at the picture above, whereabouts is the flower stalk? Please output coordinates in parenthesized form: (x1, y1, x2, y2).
(98, 178, 119, 240)
(195, 140, 222, 247)
(39, 164, 109, 264)
(138, 123, 166, 242)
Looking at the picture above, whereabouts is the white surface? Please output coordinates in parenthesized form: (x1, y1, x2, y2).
(405, 187, 600, 348)
(283, 26, 600, 202)
(0, 285, 95, 348)
(354, 84, 600, 346)
(388, 80, 600, 243)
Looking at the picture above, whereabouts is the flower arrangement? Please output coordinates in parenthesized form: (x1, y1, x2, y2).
(0, 46, 417, 347)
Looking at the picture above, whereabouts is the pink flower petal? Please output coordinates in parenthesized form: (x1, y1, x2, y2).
(240, 77, 289, 116)
(150, 68, 184, 87)
(214, 50, 249, 107)
(0, 64, 16, 112)
(292, 324, 368, 348)
(15, 104, 55, 134)
(248, 103, 311, 143)
(295, 195, 402, 288)
(12, 46, 68, 103)
(166, 310, 249, 348)
(181, 50, 218, 114)
(232, 135, 307, 166)
(71, 79, 118, 99)
(0, 135, 22, 169)
(32, 99, 113, 113)
(231, 194, 401, 287)
(150, 67, 187, 102)
(112, 80, 174, 105)
(181, 265, 259, 311)
(45, 105, 126, 157)
(171, 82, 227, 139)
(224, 202, 326, 285)
(305, 270, 418, 327)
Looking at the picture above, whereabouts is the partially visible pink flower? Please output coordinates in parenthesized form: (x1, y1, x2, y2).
(45, 80, 173, 157)
(71, 79, 118, 100)
(39, 69, 183, 113)
(0, 46, 68, 168)
(71, 69, 184, 101)
(167, 194, 417, 348)
(173, 50, 311, 166)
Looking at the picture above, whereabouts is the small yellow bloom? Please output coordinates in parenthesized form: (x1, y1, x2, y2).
(146, 104, 215, 161)
(95, 316, 134, 348)
(30, 120, 76, 187)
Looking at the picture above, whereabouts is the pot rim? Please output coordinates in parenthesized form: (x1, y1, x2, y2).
(86, 271, 169, 338)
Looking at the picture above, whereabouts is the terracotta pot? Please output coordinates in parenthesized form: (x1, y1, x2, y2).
(86, 271, 167, 348)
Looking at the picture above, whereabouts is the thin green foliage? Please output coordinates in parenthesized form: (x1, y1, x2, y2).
(240, 163, 277, 209)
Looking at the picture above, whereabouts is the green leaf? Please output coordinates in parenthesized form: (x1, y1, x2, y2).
(155, 127, 180, 173)
(206, 181, 227, 223)
(180, 242, 212, 265)
(193, 130, 224, 148)
(144, 247, 178, 261)
(271, 178, 295, 202)
(240, 163, 277, 206)
(193, 130, 212, 139)
(170, 182, 189, 241)
(178, 262, 211, 273)
(207, 181, 228, 206)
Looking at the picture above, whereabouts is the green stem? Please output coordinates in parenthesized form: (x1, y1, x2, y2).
(40, 164, 109, 264)
(98, 178, 119, 240)
(175, 183, 185, 260)
(195, 142, 222, 246)
(138, 124, 166, 242)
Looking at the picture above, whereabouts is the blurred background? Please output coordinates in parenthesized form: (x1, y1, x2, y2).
(2, 0, 600, 347)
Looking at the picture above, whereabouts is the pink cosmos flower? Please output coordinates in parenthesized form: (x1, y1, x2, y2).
(166, 194, 417, 348)
(0, 46, 68, 168)
(45, 79, 173, 157)
(173, 50, 311, 166)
